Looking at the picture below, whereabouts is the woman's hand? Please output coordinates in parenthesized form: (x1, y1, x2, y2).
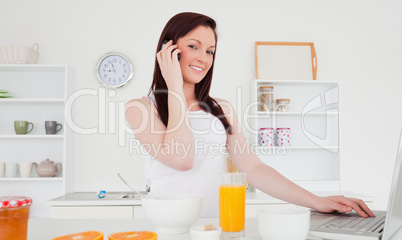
(156, 40, 183, 90)
(313, 195, 375, 218)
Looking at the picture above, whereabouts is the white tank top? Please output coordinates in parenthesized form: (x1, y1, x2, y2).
(141, 94, 227, 218)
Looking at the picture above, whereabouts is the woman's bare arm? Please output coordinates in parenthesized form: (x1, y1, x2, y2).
(217, 99, 374, 217)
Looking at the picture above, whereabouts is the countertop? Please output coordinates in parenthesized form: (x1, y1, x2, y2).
(26, 218, 316, 240)
(28, 218, 216, 240)
(28, 217, 402, 240)
(47, 191, 375, 206)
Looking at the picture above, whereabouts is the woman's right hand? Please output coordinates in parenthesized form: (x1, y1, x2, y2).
(156, 40, 183, 90)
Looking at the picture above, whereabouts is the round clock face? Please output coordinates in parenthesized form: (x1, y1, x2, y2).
(96, 53, 133, 88)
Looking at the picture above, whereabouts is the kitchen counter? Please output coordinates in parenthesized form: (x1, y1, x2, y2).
(47, 192, 144, 206)
(47, 191, 375, 206)
(28, 217, 402, 240)
(26, 218, 295, 240)
(47, 191, 375, 219)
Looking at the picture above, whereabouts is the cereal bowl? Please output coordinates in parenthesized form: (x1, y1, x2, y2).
(142, 194, 203, 234)
(258, 207, 310, 240)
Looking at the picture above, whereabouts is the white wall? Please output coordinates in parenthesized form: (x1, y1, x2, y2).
(2, 0, 401, 210)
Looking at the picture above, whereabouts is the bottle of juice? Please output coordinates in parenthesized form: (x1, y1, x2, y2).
(0, 196, 32, 240)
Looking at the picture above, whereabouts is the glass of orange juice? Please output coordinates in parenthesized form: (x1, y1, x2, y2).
(219, 172, 247, 239)
(0, 196, 32, 240)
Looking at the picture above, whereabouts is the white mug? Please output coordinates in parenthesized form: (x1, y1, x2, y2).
(0, 162, 5, 178)
(6, 162, 18, 178)
(20, 162, 33, 178)
(258, 207, 310, 240)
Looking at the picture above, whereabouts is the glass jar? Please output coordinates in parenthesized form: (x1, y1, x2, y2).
(276, 99, 290, 112)
(0, 196, 32, 240)
(259, 86, 274, 111)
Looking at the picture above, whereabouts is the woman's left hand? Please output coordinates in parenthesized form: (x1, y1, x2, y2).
(314, 195, 376, 218)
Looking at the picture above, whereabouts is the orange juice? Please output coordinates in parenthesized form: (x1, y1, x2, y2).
(219, 184, 246, 232)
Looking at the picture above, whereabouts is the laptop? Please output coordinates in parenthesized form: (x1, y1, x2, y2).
(309, 130, 402, 240)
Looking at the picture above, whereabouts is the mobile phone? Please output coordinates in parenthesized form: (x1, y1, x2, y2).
(160, 40, 181, 61)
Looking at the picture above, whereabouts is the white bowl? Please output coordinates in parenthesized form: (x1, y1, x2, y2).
(142, 194, 203, 234)
(258, 207, 310, 240)
(190, 225, 222, 240)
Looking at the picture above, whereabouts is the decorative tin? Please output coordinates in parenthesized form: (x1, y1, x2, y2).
(258, 128, 275, 146)
(276, 128, 291, 147)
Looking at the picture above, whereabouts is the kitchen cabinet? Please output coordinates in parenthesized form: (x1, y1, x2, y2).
(0, 65, 74, 217)
(250, 80, 340, 192)
(49, 204, 281, 219)
(49, 200, 374, 220)
(50, 205, 143, 219)
(50, 206, 136, 219)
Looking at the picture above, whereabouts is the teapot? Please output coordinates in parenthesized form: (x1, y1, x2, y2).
(33, 158, 62, 177)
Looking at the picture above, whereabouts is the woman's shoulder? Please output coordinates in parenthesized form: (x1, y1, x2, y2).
(127, 94, 157, 108)
(125, 96, 158, 118)
(126, 98, 152, 108)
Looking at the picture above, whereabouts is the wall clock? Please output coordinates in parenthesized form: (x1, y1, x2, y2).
(96, 52, 133, 88)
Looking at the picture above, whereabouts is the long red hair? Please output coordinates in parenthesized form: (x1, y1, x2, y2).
(150, 12, 232, 134)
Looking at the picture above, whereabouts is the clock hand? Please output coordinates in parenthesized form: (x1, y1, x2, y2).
(111, 64, 116, 73)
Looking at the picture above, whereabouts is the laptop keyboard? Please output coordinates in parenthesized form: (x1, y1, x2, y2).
(320, 213, 386, 232)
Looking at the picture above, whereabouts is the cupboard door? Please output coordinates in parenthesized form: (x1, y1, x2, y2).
(50, 206, 135, 219)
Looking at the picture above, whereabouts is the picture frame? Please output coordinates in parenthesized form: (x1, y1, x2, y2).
(255, 42, 317, 80)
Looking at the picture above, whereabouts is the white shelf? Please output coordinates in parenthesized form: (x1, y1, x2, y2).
(255, 111, 339, 116)
(0, 98, 64, 103)
(0, 135, 64, 139)
(255, 146, 339, 150)
(255, 79, 339, 86)
(0, 177, 63, 181)
(251, 79, 340, 191)
(0, 65, 74, 218)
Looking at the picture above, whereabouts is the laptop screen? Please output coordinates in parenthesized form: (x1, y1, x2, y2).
(382, 130, 402, 239)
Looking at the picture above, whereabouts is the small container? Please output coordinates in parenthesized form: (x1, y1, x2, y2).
(276, 99, 290, 112)
(0, 196, 32, 240)
(259, 86, 274, 111)
(258, 128, 275, 147)
(258, 207, 310, 240)
(276, 128, 291, 147)
(97, 190, 106, 198)
(190, 225, 222, 240)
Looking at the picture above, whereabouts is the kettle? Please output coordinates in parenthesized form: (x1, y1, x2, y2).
(33, 158, 62, 177)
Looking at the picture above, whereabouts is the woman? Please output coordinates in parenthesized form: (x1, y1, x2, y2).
(125, 12, 374, 218)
